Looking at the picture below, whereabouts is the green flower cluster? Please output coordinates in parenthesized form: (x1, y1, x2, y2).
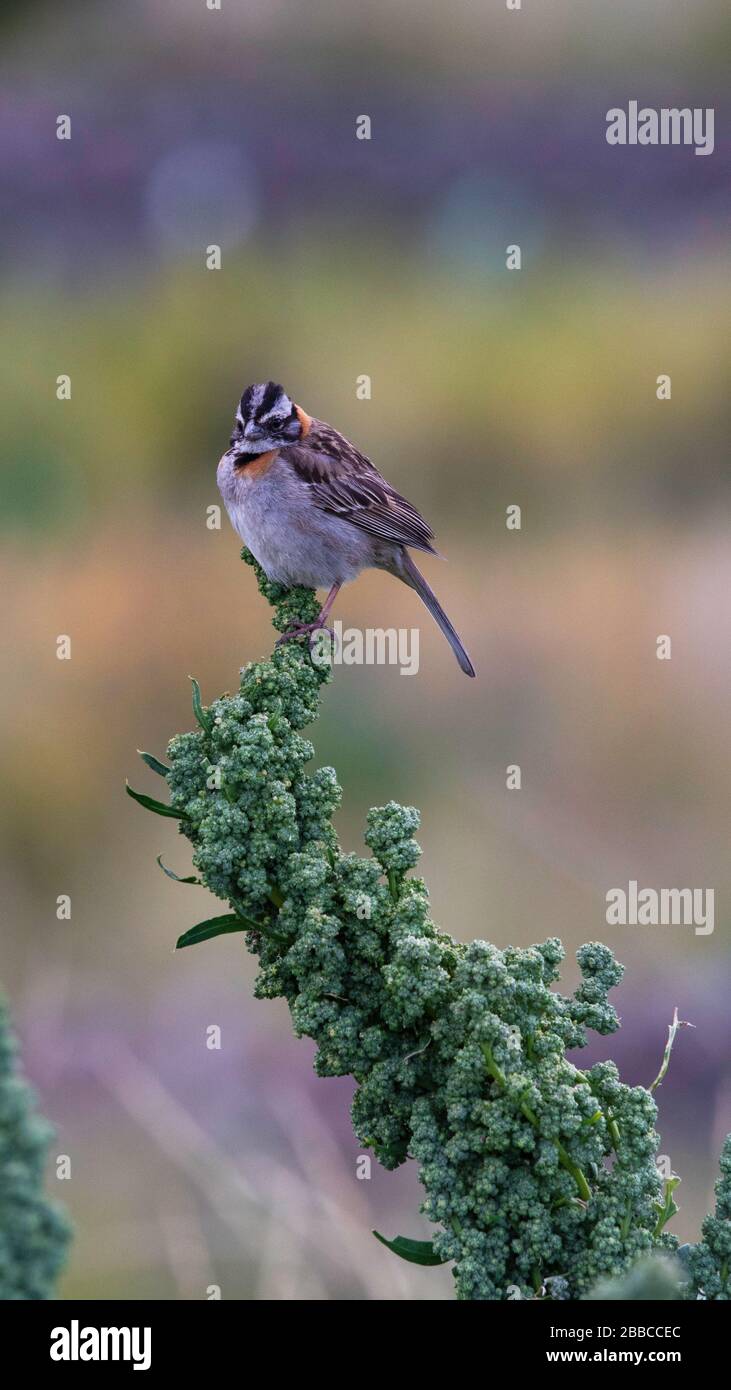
(132, 551, 728, 1300)
(583, 1252, 685, 1301)
(0, 995, 71, 1299)
(685, 1137, 731, 1300)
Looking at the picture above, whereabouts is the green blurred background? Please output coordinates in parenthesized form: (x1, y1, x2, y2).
(1, 0, 729, 1298)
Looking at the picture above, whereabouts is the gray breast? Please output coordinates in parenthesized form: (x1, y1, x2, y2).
(217, 452, 373, 589)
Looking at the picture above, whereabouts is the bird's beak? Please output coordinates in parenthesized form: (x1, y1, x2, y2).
(243, 422, 265, 444)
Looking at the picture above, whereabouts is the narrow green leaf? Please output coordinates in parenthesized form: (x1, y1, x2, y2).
(176, 915, 248, 949)
(230, 898, 268, 930)
(372, 1231, 449, 1267)
(126, 782, 182, 818)
(137, 750, 170, 777)
(156, 855, 200, 885)
(190, 676, 213, 734)
(175, 910, 267, 950)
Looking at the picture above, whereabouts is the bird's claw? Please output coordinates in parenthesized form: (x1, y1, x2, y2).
(276, 619, 335, 649)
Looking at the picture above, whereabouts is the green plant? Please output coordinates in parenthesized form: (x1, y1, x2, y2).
(0, 994, 71, 1298)
(583, 1252, 685, 1301)
(129, 550, 729, 1300)
(684, 1136, 731, 1300)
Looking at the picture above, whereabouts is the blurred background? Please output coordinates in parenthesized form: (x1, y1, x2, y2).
(1, 0, 729, 1299)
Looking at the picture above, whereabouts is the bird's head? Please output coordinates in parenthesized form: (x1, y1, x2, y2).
(231, 381, 308, 453)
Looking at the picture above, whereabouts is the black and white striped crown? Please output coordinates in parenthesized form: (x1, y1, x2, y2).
(236, 381, 295, 431)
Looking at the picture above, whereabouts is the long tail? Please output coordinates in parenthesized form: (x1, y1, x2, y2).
(398, 551, 476, 677)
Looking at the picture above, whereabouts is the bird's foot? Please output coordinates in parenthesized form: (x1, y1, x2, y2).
(276, 618, 334, 648)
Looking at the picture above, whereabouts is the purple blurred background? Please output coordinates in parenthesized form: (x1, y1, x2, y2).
(1, 0, 729, 1298)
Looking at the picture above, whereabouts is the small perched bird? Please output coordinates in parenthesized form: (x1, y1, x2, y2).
(217, 381, 475, 677)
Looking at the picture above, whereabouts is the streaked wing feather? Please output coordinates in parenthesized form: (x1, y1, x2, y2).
(281, 422, 436, 553)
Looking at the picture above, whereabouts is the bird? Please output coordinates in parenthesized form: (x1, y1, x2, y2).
(216, 381, 476, 677)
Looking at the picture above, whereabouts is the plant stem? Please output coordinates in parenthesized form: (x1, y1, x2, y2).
(482, 1044, 591, 1202)
(556, 1145, 591, 1202)
(650, 1007, 694, 1093)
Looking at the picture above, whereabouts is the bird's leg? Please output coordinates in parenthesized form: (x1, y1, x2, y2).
(276, 583, 341, 647)
(317, 582, 341, 627)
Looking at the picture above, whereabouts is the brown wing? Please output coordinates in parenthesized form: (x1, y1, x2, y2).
(280, 419, 436, 553)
